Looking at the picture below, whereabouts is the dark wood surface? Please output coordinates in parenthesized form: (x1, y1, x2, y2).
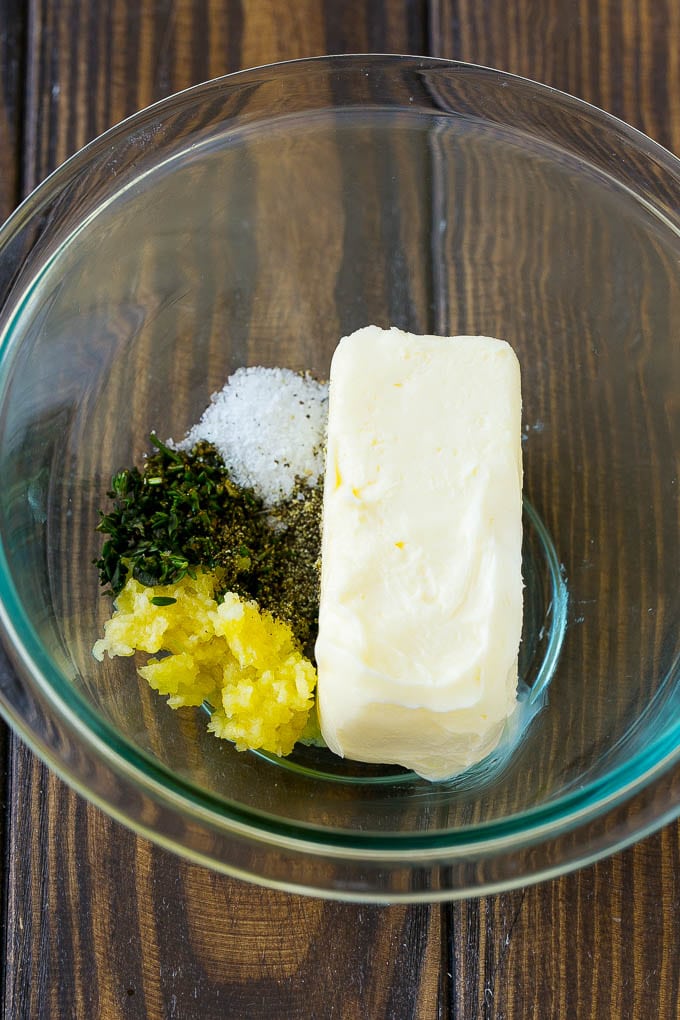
(0, 2, 679, 1017)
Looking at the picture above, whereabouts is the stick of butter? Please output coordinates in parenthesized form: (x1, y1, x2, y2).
(315, 326, 523, 781)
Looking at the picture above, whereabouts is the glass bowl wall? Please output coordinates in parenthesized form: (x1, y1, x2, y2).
(0, 56, 678, 900)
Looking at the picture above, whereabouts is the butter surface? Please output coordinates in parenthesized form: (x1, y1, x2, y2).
(315, 326, 523, 781)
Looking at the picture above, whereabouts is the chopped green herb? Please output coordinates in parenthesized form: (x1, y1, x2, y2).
(95, 436, 324, 658)
(150, 596, 178, 607)
(94, 438, 271, 598)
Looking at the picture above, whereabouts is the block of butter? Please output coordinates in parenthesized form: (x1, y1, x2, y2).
(315, 326, 523, 781)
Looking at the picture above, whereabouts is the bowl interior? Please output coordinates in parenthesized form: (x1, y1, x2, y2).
(0, 59, 679, 844)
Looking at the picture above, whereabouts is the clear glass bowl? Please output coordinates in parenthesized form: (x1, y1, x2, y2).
(0, 55, 678, 901)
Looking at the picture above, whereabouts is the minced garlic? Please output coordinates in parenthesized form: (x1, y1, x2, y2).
(93, 569, 319, 757)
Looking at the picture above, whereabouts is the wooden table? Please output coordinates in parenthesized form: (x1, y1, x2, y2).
(1, 2, 679, 1017)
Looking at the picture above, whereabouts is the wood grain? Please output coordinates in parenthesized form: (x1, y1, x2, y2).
(431, 0, 680, 154)
(430, 3, 680, 1018)
(0, 0, 24, 211)
(4, 3, 442, 1019)
(2, 2, 680, 1019)
(6, 782, 442, 1017)
(0, 0, 26, 1010)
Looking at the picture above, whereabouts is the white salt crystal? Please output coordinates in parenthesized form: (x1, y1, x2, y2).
(177, 367, 328, 507)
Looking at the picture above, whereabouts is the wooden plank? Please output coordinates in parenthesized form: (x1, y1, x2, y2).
(430, 3, 680, 1018)
(0, 0, 27, 1010)
(443, 828, 680, 1019)
(0, 0, 24, 211)
(430, 0, 680, 152)
(4, 3, 442, 1019)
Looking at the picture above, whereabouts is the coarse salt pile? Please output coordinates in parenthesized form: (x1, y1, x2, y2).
(177, 367, 328, 507)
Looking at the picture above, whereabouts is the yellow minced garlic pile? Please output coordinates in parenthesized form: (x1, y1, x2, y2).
(92, 569, 320, 756)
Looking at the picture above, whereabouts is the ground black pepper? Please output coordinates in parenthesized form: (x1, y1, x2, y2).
(262, 479, 323, 659)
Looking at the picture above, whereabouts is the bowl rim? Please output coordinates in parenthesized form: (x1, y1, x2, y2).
(2, 51, 680, 256)
(0, 52, 679, 883)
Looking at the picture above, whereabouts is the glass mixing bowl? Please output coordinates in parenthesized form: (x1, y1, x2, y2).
(0, 55, 678, 901)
